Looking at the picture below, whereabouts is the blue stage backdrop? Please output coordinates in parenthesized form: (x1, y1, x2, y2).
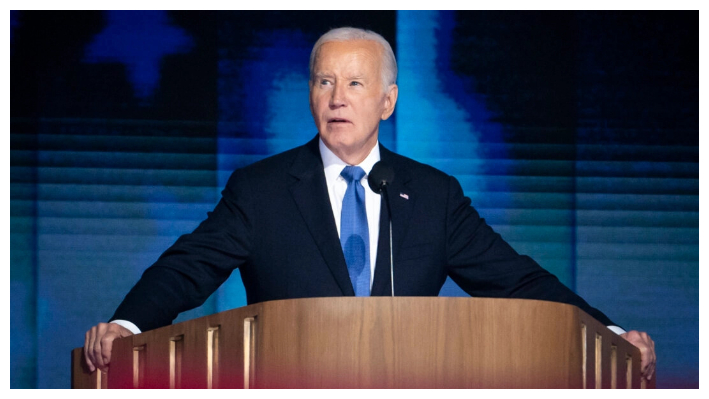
(10, 10, 698, 388)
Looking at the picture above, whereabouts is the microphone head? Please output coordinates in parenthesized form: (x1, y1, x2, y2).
(368, 161, 395, 194)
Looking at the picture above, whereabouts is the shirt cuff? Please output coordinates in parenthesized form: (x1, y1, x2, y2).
(607, 325, 626, 335)
(111, 319, 141, 335)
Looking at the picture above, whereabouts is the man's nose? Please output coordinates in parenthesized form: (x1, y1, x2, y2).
(329, 84, 346, 109)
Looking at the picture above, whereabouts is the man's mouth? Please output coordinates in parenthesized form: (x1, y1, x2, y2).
(328, 118, 352, 124)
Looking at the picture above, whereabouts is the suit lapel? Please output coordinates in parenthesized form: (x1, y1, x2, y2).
(371, 145, 416, 296)
(288, 137, 355, 296)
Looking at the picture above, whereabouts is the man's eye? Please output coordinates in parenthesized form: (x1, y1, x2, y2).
(350, 81, 361, 86)
(320, 80, 331, 85)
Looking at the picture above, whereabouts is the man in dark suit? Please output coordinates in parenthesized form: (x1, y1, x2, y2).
(85, 27, 655, 380)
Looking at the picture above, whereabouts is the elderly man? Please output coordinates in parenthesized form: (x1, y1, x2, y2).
(85, 27, 656, 381)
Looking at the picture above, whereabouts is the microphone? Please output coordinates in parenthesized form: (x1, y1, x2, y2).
(368, 161, 395, 194)
(368, 161, 396, 296)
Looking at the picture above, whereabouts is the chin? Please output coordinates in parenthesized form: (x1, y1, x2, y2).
(323, 131, 353, 145)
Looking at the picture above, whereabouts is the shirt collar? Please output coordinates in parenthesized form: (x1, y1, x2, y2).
(319, 137, 381, 182)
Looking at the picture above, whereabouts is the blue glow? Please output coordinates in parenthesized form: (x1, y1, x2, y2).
(83, 11, 194, 101)
(396, 11, 505, 206)
(396, 11, 508, 296)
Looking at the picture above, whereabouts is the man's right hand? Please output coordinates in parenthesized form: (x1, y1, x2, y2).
(84, 322, 134, 373)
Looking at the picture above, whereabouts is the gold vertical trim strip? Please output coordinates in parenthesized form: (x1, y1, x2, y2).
(132, 345, 144, 389)
(133, 349, 138, 388)
(243, 317, 256, 389)
(595, 334, 602, 389)
(610, 345, 617, 389)
(170, 340, 176, 389)
(207, 327, 220, 389)
(170, 335, 183, 389)
(626, 355, 633, 389)
(207, 330, 213, 389)
(581, 324, 587, 389)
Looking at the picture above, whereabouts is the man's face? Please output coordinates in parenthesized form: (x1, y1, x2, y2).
(309, 40, 398, 164)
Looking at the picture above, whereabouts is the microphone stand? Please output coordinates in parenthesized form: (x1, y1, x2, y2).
(368, 161, 396, 297)
(379, 183, 394, 297)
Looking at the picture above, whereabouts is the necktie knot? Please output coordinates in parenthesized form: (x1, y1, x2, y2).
(341, 166, 366, 184)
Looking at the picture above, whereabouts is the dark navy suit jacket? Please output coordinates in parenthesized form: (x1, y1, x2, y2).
(112, 136, 615, 332)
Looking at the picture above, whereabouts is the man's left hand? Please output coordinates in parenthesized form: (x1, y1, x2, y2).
(620, 330, 656, 381)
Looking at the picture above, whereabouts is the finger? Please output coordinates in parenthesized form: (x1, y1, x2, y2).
(648, 338, 656, 380)
(87, 325, 99, 371)
(100, 331, 116, 368)
(84, 330, 95, 372)
(641, 338, 656, 380)
(648, 363, 655, 380)
(643, 359, 654, 380)
(93, 324, 109, 371)
(640, 348, 650, 375)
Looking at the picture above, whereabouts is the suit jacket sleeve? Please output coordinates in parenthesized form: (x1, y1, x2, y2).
(110, 169, 253, 332)
(442, 175, 617, 327)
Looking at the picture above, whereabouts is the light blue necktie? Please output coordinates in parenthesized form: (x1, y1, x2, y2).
(340, 166, 370, 296)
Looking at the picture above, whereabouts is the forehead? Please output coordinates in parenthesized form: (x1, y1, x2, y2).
(313, 40, 383, 74)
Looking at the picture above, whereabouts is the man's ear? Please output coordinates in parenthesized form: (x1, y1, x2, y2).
(381, 84, 398, 120)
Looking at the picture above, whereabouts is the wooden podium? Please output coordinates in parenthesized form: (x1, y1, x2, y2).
(72, 297, 652, 388)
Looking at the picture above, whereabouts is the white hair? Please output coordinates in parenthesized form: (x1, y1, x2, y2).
(309, 27, 398, 89)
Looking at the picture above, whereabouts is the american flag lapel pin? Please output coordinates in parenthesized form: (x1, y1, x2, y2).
(399, 193, 409, 200)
